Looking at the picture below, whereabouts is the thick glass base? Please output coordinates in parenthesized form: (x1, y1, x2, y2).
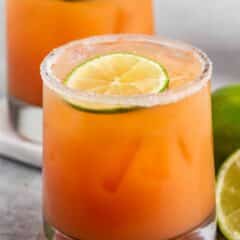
(43, 212, 216, 240)
(8, 96, 42, 143)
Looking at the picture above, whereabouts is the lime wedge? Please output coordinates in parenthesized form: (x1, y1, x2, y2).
(216, 149, 240, 240)
(64, 53, 169, 112)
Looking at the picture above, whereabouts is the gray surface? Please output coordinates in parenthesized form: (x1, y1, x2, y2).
(0, 157, 42, 240)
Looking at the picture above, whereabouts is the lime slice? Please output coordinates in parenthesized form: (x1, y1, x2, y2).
(216, 149, 240, 240)
(64, 53, 169, 112)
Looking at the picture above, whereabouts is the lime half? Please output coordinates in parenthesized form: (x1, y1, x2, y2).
(216, 149, 240, 240)
(212, 84, 240, 172)
(64, 53, 169, 112)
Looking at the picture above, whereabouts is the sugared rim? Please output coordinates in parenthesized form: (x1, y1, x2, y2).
(40, 34, 212, 107)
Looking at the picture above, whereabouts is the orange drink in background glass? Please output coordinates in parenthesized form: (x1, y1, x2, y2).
(6, 0, 154, 142)
(41, 35, 216, 240)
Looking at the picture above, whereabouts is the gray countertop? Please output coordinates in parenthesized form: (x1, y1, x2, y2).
(0, 157, 42, 240)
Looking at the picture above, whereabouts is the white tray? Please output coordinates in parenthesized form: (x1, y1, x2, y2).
(0, 98, 42, 168)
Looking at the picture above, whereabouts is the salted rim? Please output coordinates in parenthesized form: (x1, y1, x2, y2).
(40, 34, 212, 107)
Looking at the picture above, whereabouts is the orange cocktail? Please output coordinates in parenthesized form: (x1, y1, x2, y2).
(41, 35, 216, 240)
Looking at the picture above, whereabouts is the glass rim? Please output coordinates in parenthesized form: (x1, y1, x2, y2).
(40, 34, 212, 107)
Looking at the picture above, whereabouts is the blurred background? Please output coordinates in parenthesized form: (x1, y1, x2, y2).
(0, 0, 239, 94)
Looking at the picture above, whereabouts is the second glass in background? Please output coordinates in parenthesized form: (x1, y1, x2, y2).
(6, 0, 154, 142)
(41, 34, 216, 240)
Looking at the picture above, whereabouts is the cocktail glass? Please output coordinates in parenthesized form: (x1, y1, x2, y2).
(41, 34, 216, 240)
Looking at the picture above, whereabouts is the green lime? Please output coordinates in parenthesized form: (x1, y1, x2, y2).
(216, 149, 240, 240)
(64, 53, 169, 112)
(212, 84, 240, 171)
